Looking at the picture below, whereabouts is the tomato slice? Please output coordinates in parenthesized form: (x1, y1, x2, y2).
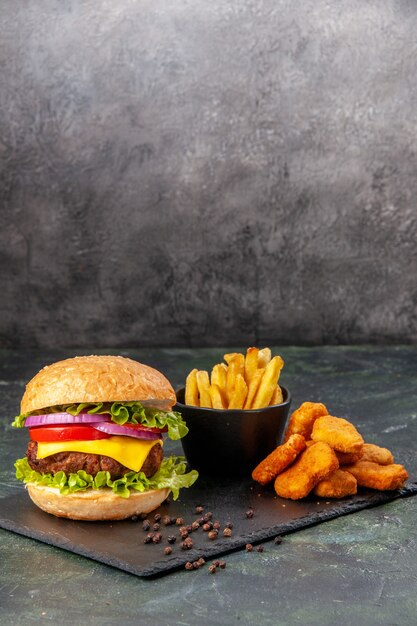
(29, 424, 111, 442)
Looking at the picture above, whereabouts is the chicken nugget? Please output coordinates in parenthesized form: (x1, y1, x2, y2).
(311, 415, 364, 454)
(335, 449, 363, 465)
(314, 469, 357, 498)
(345, 461, 408, 491)
(284, 402, 328, 442)
(274, 442, 339, 500)
(252, 434, 306, 485)
(360, 443, 394, 466)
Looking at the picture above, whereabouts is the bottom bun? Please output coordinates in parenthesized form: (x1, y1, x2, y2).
(26, 483, 170, 521)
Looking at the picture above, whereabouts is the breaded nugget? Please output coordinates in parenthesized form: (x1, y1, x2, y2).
(360, 443, 394, 466)
(311, 415, 364, 454)
(274, 442, 339, 500)
(335, 449, 363, 465)
(345, 461, 408, 491)
(252, 434, 306, 485)
(284, 402, 328, 442)
(314, 469, 357, 498)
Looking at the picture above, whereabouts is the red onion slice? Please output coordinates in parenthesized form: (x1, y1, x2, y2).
(93, 422, 161, 440)
(24, 413, 112, 427)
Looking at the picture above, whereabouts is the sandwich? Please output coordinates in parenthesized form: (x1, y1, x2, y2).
(13, 355, 198, 520)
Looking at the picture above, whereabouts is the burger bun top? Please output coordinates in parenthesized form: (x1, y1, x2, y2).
(21, 355, 176, 414)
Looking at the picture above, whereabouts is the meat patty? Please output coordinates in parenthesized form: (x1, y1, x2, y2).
(26, 441, 163, 480)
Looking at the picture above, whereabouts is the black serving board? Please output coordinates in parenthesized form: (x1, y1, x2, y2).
(1, 465, 417, 578)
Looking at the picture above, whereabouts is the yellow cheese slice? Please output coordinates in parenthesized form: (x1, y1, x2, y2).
(36, 436, 162, 473)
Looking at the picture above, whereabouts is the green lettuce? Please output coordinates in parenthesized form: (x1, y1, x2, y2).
(15, 456, 198, 500)
(12, 401, 188, 441)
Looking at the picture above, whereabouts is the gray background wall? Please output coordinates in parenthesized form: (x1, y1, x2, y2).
(1, 0, 417, 349)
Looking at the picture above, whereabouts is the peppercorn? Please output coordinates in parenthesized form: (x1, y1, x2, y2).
(167, 535, 177, 544)
(213, 521, 220, 530)
(208, 564, 217, 574)
(202, 522, 212, 532)
(197, 557, 206, 566)
(143, 533, 154, 544)
(245, 508, 254, 519)
(154, 513, 161, 522)
(152, 532, 162, 544)
(195, 505, 204, 514)
(219, 560, 226, 569)
(185, 562, 194, 571)
(164, 546, 172, 555)
(274, 536, 283, 545)
(153, 523, 160, 531)
(223, 527, 232, 537)
(225, 521, 234, 529)
(203, 511, 213, 522)
(179, 527, 189, 539)
(162, 515, 174, 526)
(191, 521, 200, 531)
(256, 546, 264, 553)
(192, 561, 200, 569)
(130, 515, 139, 522)
(176, 517, 184, 525)
(181, 537, 193, 550)
(246, 543, 253, 552)
(142, 519, 151, 531)
(207, 530, 218, 540)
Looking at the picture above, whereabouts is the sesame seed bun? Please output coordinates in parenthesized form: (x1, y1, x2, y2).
(20, 355, 176, 414)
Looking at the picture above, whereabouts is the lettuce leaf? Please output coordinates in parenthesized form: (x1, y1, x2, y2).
(12, 402, 188, 441)
(15, 456, 198, 500)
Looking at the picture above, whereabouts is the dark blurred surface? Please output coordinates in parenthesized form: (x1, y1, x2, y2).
(1, 345, 417, 625)
(1, 1, 417, 349)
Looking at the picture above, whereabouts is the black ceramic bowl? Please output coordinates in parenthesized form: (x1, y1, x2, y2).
(174, 386, 291, 477)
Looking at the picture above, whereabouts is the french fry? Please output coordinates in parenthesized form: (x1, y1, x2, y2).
(244, 347, 259, 385)
(257, 348, 272, 368)
(209, 383, 226, 409)
(196, 370, 212, 408)
(211, 363, 227, 388)
(224, 352, 241, 364)
(228, 374, 248, 409)
(244, 367, 265, 409)
(270, 385, 283, 406)
(252, 356, 284, 409)
(185, 368, 199, 406)
(226, 354, 245, 401)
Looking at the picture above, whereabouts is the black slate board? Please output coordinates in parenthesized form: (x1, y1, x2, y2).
(1, 473, 417, 578)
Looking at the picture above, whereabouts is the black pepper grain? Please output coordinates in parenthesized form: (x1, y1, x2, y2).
(207, 530, 218, 540)
(181, 537, 193, 550)
(195, 505, 204, 514)
(245, 508, 254, 519)
(256, 546, 264, 553)
(142, 520, 151, 531)
(167, 535, 177, 544)
(274, 536, 283, 545)
(223, 527, 232, 537)
(154, 513, 161, 522)
(185, 562, 194, 571)
(164, 546, 172, 555)
(246, 543, 253, 552)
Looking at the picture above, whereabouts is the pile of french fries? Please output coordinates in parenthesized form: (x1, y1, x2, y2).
(185, 347, 284, 410)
